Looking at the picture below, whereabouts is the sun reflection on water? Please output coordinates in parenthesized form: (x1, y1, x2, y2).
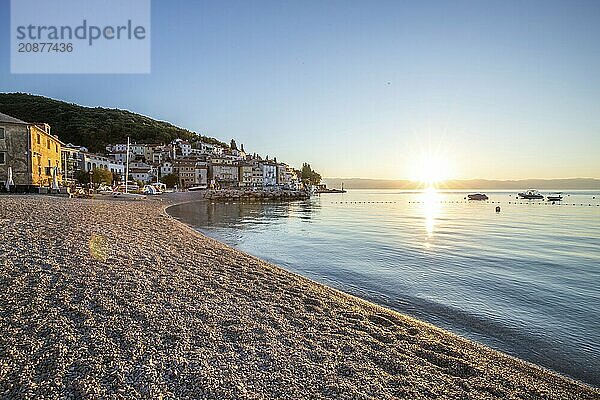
(421, 187, 441, 242)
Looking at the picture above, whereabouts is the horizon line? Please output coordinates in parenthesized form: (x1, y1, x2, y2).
(324, 177, 600, 182)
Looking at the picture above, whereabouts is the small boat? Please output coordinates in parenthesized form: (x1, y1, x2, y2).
(547, 192, 563, 201)
(518, 189, 544, 199)
(188, 185, 207, 191)
(316, 188, 347, 193)
(314, 183, 347, 194)
(468, 193, 488, 201)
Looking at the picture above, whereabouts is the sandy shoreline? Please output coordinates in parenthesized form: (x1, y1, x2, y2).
(0, 194, 597, 399)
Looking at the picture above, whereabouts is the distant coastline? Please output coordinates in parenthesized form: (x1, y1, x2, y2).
(323, 178, 600, 190)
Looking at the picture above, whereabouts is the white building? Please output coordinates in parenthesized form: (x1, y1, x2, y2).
(127, 162, 154, 183)
(110, 143, 128, 153)
(286, 166, 301, 189)
(130, 143, 146, 156)
(262, 162, 277, 187)
(129, 168, 152, 183)
(161, 161, 173, 175)
(197, 141, 215, 155)
(109, 152, 128, 163)
(176, 141, 192, 157)
(79, 152, 125, 176)
(213, 146, 224, 155)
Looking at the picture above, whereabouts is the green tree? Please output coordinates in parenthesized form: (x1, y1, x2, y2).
(160, 173, 179, 188)
(74, 168, 113, 186)
(301, 163, 312, 183)
(0, 93, 229, 153)
(300, 163, 321, 185)
(93, 168, 114, 185)
(75, 169, 91, 185)
(311, 170, 322, 185)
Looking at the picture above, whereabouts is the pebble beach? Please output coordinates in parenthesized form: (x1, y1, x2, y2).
(0, 194, 598, 399)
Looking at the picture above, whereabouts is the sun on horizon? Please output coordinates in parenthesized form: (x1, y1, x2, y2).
(407, 153, 456, 187)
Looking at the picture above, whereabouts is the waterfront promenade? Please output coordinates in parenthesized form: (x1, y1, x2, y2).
(0, 194, 597, 399)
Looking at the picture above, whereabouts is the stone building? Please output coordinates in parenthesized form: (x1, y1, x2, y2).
(173, 157, 206, 188)
(238, 163, 253, 187)
(0, 112, 63, 191)
(210, 161, 239, 188)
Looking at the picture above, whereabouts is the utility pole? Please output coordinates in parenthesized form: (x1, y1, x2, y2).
(125, 137, 130, 194)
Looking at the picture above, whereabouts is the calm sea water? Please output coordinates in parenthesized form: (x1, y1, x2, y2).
(168, 189, 600, 386)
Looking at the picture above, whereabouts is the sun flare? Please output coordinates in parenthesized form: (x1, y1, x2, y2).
(408, 155, 455, 185)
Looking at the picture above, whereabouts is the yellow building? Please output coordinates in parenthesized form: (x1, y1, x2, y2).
(29, 123, 63, 187)
(0, 112, 63, 191)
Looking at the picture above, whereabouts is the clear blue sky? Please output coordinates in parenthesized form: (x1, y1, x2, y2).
(1, 0, 599, 179)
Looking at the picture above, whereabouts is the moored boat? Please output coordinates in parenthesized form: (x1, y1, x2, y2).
(547, 192, 563, 201)
(518, 189, 544, 199)
(314, 183, 347, 193)
(468, 193, 488, 201)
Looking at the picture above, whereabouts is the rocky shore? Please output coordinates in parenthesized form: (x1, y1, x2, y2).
(0, 194, 598, 399)
(203, 189, 310, 201)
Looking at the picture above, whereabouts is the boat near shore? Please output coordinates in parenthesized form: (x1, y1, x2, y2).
(315, 188, 347, 194)
(314, 183, 347, 194)
(547, 192, 564, 201)
(518, 189, 544, 199)
(468, 193, 489, 201)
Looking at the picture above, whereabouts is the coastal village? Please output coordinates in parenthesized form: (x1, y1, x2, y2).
(0, 111, 318, 195)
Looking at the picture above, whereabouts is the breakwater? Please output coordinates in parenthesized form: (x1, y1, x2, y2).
(203, 189, 310, 201)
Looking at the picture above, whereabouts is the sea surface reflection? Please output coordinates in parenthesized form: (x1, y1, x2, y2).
(168, 189, 600, 386)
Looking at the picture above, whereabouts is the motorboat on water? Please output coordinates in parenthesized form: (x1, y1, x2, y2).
(188, 185, 208, 191)
(467, 193, 488, 201)
(547, 192, 563, 201)
(518, 189, 544, 199)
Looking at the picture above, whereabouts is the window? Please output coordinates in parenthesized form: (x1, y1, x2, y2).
(47, 139, 50, 149)
(0, 127, 5, 139)
(0, 152, 5, 164)
(37, 134, 40, 144)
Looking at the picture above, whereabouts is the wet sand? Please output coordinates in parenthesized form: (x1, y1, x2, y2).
(0, 194, 597, 399)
